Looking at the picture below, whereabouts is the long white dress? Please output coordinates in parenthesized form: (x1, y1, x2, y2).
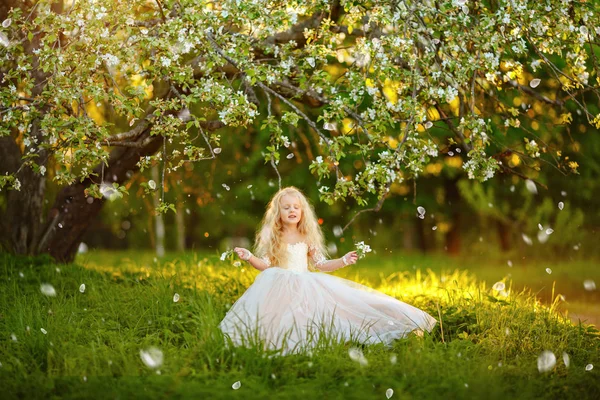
(218, 242, 437, 356)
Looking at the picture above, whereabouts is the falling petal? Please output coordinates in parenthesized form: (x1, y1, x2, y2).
(140, 347, 164, 369)
(386, 388, 394, 399)
(522, 233, 533, 246)
(432, 226, 437, 231)
(2, 18, 11, 28)
(390, 354, 397, 364)
(11, 333, 17, 341)
(173, 293, 180, 302)
(538, 223, 543, 230)
(563, 352, 570, 368)
(507, 260, 513, 267)
(545, 268, 552, 274)
(41, 328, 47, 335)
(222, 183, 230, 191)
(148, 180, 156, 190)
(492, 282, 505, 291)
(79, 284, 85, 293)
(0, 32, 9, 47)
(537, 230, 549, 244)
(417, 206, 426, 215)
(456, 148, 461, 153)
(424, 121, 433, 129)
(537, 351, 556, 373)
(448, 151, 454, 156)
(348, 347, 368, 366)
(530, 78, 541, 88)
(546, 228, 554, 235)
(561, 191, 567, 197)
(525, 179, 538, 194)
(286, 153, 294, 159)
(558, 202, 564, 210)
(232, 381, 241, 390)
(213, 147, 222, 154)
(586, 364, 593, 371)
(583, 280, 596, 291)
(40, 283, 57, 297)
(333, 225, 343, 237)
(324, 122, 337, 131)
(78, 242, 88, 254)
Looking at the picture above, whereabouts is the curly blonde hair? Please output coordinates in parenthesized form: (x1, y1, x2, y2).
(254, 186, 328, 269)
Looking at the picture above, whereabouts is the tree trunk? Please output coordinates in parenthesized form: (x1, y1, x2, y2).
(175, 201, 186, 252)
(496, 219, 511, 252)
(444, 178, 461, 255)
(1, 1, 53, 255)
(39, 123, 164, 263)
(151, 164, 165, 257)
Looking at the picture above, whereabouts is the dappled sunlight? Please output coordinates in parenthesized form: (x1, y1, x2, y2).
(79, 251, 584, 334)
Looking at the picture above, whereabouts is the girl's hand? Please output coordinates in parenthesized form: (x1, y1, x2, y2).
(342, 251, 358, 266)
(234, 247, 252, 261)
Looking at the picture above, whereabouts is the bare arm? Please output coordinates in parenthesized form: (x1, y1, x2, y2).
(234, 247, 270, 271)
(309, 247, 358, 272)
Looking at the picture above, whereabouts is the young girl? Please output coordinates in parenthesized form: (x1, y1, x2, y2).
(219, 186, 437, 355)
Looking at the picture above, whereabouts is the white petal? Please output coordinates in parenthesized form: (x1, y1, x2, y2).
(40, 283, 57, 297)
(525, 179, 537, 194)
(0, 32, 9, 47)
(537, 351, 556, 372)
(232, 381, 241, 390)
(530, 78, 541, 88)
(583, 280, 596, 291)
(173, 293, 180, 302)
(79, 284, 86, 293)
(140, 347, 164, 369)
(386, 388, 394, 399)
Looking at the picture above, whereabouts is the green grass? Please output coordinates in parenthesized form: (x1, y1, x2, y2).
(0, 251, 599, 399)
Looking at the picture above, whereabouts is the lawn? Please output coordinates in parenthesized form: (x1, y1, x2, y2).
(0, 251, 599, 399)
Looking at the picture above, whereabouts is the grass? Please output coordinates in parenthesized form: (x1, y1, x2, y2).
(0, 251, 599, 399)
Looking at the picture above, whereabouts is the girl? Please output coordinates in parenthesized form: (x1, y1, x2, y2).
(219, 187, 437, 355)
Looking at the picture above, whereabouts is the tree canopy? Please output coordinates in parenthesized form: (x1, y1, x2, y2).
(1, 0, 599, 260)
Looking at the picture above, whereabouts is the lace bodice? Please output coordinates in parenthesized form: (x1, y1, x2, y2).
(260, 242, 327, 273)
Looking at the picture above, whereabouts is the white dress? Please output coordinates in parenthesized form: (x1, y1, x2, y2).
(218, 242, 437, 356)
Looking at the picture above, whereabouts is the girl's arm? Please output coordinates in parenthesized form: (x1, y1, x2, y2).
(309, 247, 358, 272)
(234, 247, 270, 271)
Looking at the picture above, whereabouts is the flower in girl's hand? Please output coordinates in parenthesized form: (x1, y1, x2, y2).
(354, 241, 372, 259)
(220, 249, 234, 261)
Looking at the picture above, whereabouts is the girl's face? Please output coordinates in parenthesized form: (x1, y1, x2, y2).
(279, 194, 302, 226)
